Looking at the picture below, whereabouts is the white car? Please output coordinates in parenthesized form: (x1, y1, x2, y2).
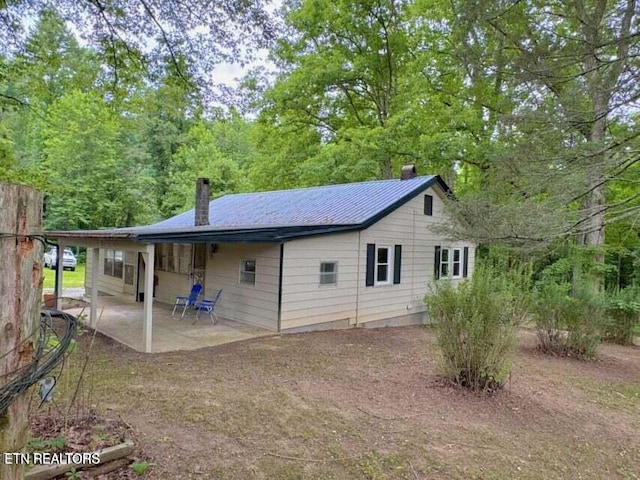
(44, 247, 77, 271)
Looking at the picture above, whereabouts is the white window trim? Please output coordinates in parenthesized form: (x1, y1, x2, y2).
(375, 245, 393, 286)
(451, 247, 463, 279)
(440, 247, 463, 279)
(439, 247, 450, 279)
(319, 261, 338, 287)
(103, 249, 124, 279)
(239, 258, 256, 286)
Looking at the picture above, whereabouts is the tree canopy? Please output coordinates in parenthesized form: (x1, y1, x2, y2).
(0, 0, 638, 287)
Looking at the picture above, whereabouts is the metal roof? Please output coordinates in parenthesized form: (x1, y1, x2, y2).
(46, 176, 450, 243)
(143, 176, 441, 231)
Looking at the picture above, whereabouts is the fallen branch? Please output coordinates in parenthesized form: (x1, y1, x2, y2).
(81, 458, 131, 477)
(356, 406, 398, 421)
(25, 440, 134, 480)
(408, 460, 419, 480)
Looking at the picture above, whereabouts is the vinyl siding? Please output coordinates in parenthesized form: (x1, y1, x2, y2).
(84, 249, 125, 296)
(204, 243, 280, 330)
(85, 245, 167, 301)
(278, 186, 476, 329)
(154, 271, 190, 305)
(280, 233, 359, 329)
(80, 183, 475, 330)
(356, 185, 475, 324)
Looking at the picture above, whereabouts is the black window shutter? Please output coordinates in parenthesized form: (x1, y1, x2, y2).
(424, 195, 433, 215)
(393, 245, 402, 284)
(366, 243, 375, 286)
(434, 245, 441, 280)
(463, 246, 469, 277)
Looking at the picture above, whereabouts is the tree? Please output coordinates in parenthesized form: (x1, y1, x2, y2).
(3, 9, 102, 173)
(138, 55, 202, 217)
(260, 0, 441, 181)
(41, 90, 154, 229)
(441, 1, 640, 268)
(162, 122, 247, 215)
(0, 184, 43, 480)
(0, 1, 275, 97)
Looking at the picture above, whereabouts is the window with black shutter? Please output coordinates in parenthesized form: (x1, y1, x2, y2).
(424, 195, 433, 215)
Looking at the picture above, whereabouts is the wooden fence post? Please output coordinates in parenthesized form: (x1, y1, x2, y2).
(0, 183, 43, 480)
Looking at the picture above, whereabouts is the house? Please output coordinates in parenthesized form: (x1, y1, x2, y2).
(44, 166, 475, 352)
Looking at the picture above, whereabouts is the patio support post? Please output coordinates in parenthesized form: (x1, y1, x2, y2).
(55, 241, 66, 310)
(142, 244, 155, 353)
(89, 247, 99, 327)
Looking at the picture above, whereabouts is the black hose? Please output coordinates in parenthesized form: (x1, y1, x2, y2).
(0, 308, 78, 415)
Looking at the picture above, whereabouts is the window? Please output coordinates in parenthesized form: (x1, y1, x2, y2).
(239, 259, 256, 285)
(154, 244, 165, 270)
(167, 244, 177, 272)
(375, 246, 392, 285)
(366, 243, 402, 287)
(319, 262, 338, 286)
(452, 248, 462, 278)
(424, 194, 433, 215)
(439, 248, 449, 278)
(155, 243, 190, 275)
(124, 251, 136, 285)
(103, 249, 123, 278)
(436, 246, 465, 279)
(178, 244, 191, 274)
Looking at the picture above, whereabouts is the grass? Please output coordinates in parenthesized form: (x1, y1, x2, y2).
(577, 380, 640, 411)
(42, 264, 85, 289)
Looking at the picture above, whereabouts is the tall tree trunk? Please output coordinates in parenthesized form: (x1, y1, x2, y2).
(381, 156, 393, 179)
(577, 92, 608, 252)
(576, 0, 612, 289)
(0, 183, 43, 480)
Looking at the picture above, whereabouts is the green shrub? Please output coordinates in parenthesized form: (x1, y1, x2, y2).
(532, 280, 569, 353)
(605, 285, 640, 345)
(424, 264, 529, 393)
(531, 279, 605, 359)
(565, 284, 605, 358)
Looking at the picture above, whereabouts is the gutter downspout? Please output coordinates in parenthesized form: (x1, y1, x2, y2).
(355, 231, 361, 325)
(277, 242, 284, 333)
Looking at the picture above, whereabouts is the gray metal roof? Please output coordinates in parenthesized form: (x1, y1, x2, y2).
(142, 176, 440, 232)
(45, 176, 450, 243)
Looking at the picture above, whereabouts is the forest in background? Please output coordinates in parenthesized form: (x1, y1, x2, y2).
(0, 0, 638, 289)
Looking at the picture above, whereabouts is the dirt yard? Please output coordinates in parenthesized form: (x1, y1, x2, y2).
(47, 326, 640, 479)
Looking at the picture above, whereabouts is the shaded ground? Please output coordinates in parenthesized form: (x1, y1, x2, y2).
(47, 326, 640, 479)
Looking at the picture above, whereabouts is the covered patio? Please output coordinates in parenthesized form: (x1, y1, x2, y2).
(44, 230, 276, 353)
(44, 231, 159, 352)
(65, 294, 274, 353)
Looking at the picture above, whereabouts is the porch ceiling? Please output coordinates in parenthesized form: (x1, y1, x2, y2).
(43, 234, 146, 251)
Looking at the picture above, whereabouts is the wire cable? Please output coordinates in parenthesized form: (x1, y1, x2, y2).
(0, 308, 77, 415)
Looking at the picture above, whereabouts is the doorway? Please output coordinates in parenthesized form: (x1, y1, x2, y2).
(136, 253, 146, 302)
(192, 243, 207, 290)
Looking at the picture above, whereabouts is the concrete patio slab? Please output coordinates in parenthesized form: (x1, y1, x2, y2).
(64, 295, 275, 353)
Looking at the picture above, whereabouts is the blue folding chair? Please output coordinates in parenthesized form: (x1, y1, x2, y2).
(194, 289, 223, 325)
(171, 284, 203, 319)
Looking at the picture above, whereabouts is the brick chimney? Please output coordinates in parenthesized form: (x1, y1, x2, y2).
(195, 178, 210, 226)
(400, 164, 417, 180)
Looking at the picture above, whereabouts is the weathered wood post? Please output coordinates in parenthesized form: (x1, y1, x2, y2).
(0, 183, 43, 480)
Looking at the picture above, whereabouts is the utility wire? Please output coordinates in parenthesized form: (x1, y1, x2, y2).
(0, 308, 78, 415)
